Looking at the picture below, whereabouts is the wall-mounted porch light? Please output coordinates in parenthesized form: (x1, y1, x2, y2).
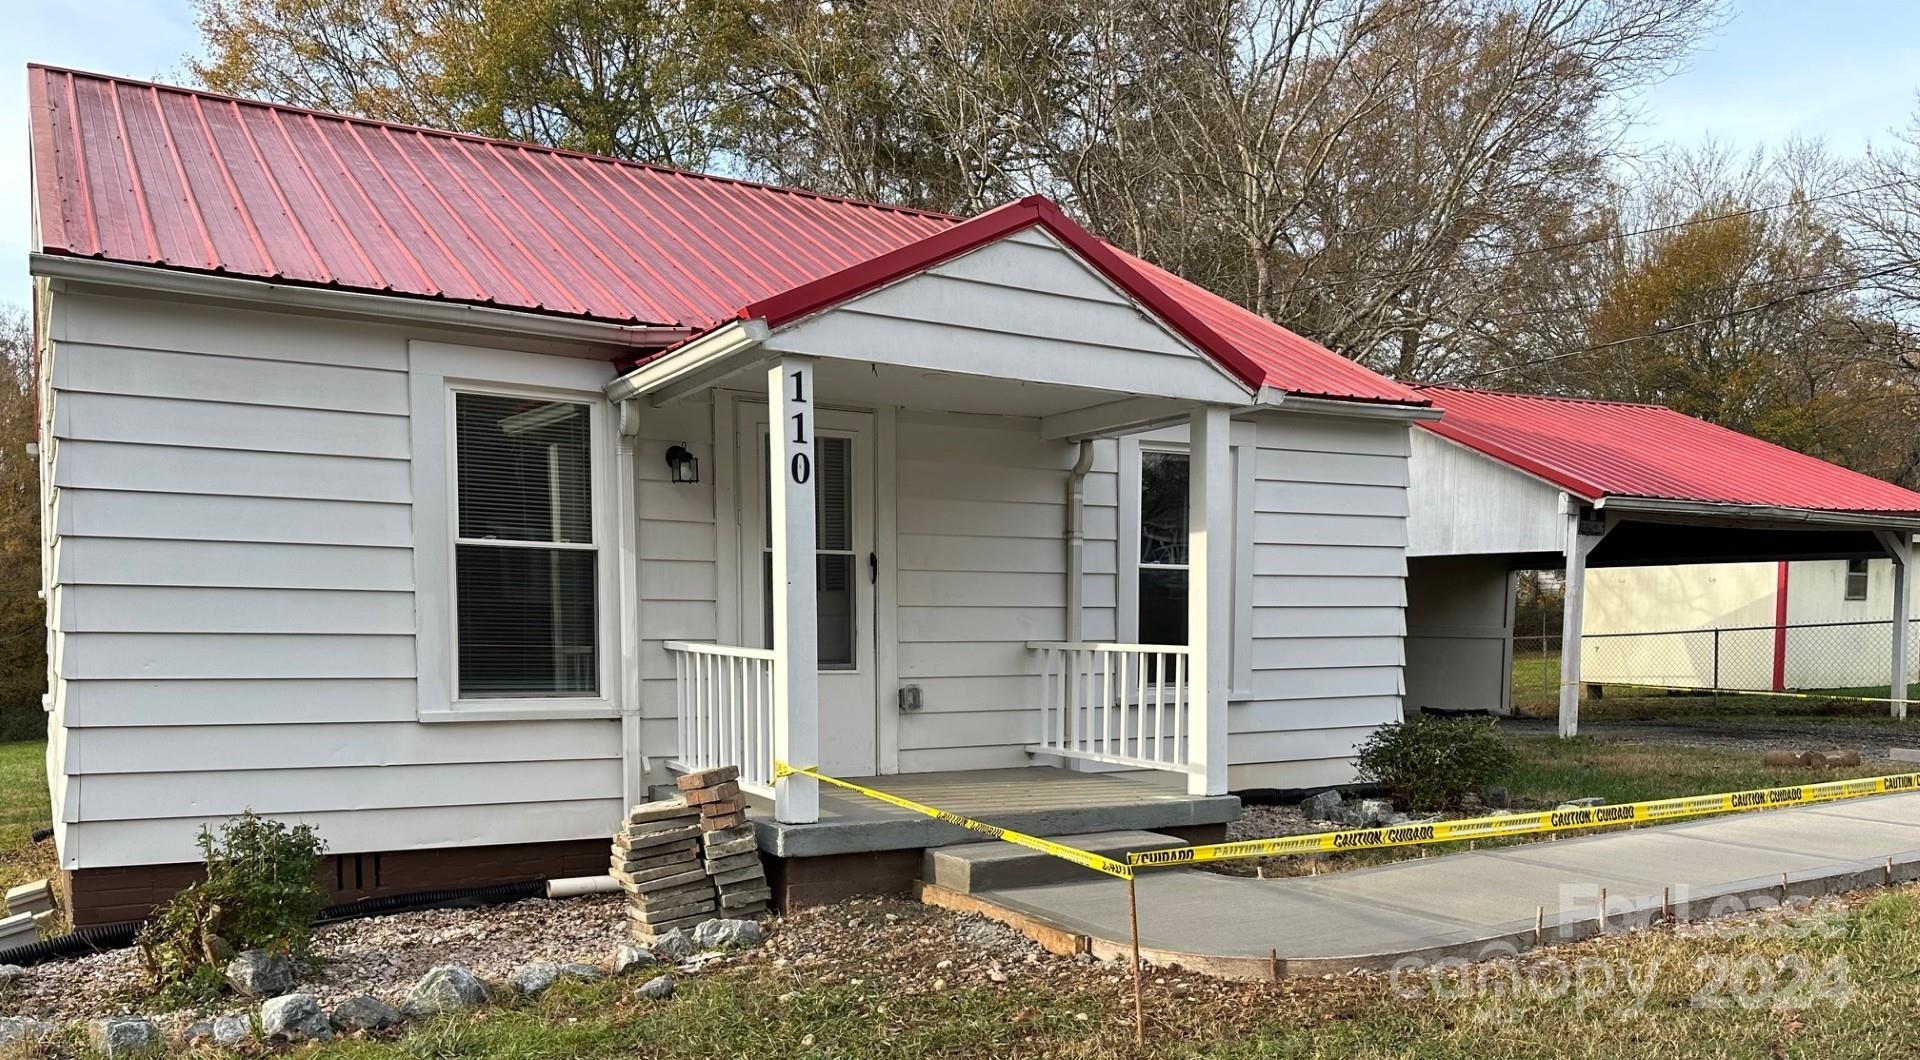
(664, 444, 700, 484)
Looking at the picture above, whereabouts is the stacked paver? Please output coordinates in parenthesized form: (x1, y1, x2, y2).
(615, 765, 771, 944)
(613, 800, 713, 944)
(677, 766, 773, 918)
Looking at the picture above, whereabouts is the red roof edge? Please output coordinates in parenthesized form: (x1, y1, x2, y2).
(738, 195, 1270, 392)
(1419, 417, 1608, 502)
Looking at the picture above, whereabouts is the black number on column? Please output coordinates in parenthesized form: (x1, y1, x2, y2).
(790, 452, 812, 484)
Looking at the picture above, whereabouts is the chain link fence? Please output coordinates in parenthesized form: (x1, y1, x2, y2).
(1513, 619, 1920, 712)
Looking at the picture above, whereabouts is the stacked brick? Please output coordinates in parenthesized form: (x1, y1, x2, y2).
(677, 767, 773, 918)
(614, 766, 771, 944)
(612, 801, 712, 945)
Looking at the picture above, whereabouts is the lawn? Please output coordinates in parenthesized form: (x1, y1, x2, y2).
(0, 739, 53, 898)
(1510, 648, 1919, 725)
(285, 884, 1920, 1060)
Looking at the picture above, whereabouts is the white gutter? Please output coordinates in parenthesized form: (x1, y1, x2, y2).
(1593, 496, 1920, 533)
(604, 319, 770, 402)
(1063, 440, 1096, 641)
(31, 253, 693, 350)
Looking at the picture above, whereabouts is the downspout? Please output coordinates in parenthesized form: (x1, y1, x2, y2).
(616, 400, 649, 806)
(1065, 441, 1095, 642)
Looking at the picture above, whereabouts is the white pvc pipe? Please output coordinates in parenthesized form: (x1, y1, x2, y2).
(546, 875, 621, 898)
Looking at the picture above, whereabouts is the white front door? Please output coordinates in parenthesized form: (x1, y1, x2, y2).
(739, 404, 879, 776)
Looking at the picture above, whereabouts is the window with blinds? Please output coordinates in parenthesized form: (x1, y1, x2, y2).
(454, 392, 598, 697)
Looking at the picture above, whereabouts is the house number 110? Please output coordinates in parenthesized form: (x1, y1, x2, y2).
(788, 369, 812, 485)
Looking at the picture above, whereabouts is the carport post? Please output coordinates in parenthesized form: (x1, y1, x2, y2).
(1558, 498, 1608, 739)
(770, 357, 820, 823)
(1881, 530, 1913, 720)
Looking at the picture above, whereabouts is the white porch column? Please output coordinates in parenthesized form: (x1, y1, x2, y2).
(769, 357, 820, 823)
(1888, 532, 1912, 721)
(1558, 499, 1607, 739)
(1187, 407, 1231, 796)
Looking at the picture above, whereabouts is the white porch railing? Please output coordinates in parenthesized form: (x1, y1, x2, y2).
(1025, 641, 1193, 774)
(665, 641, 776, 796)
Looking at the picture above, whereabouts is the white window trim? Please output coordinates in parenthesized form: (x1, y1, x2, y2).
(410, 341, 621, 722)
(1116, 427, 1256, 699)
(1845, 559, 1870, 602)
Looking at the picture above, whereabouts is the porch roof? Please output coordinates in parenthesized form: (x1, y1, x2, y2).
(28, 64, 1426, 409)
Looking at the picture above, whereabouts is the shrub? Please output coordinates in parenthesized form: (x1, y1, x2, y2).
(137, 812, 328, 1003)
(1354, 716, 1515, 811)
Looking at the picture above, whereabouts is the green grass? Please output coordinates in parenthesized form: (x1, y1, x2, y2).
(0, 739, 53, 897)
(1504, 734, 1894, 805)
(212, 886, 1920, 1059)
(1510, 649, 1920, 724)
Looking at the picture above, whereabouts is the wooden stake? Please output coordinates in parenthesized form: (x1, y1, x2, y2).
(1888, 856, 1896, 886)
(1779, 872, 1788, 902)
(1128, 876, 1145, 1048)
(1662, 885, 1671, 922)
(1269, 948, 1280, 981)
(1534, 905, 1544, 947)
(1597, 888, 1607, 933)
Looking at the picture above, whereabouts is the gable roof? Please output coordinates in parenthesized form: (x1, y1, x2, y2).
(1418, 386, 1920, 516)
(26, 64, 1425, 407)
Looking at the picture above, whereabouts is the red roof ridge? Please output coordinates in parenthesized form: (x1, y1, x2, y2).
(27, 63, 966, 228)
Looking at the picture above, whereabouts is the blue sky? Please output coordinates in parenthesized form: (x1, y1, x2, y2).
(4, 0, 1920, 307)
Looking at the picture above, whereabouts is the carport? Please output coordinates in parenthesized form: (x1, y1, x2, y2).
(1402, 387, 1920, 737)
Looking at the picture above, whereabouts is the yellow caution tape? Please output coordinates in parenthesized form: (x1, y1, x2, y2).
(1129, 772, 1920, 868)
(773, 761, 1134, 880)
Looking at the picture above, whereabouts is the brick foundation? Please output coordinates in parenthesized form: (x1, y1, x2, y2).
(61, 839, 607, 927)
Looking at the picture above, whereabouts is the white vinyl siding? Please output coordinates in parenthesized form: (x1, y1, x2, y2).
(1234, 414, 1410, 790)
(42, 292, 622, 870)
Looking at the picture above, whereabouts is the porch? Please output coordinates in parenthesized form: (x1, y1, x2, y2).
(607, 218, 1261, 827)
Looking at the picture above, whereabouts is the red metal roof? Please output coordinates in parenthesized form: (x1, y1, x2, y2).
(27, 64, 1425, 407)
(1418, 387, 1920, 515)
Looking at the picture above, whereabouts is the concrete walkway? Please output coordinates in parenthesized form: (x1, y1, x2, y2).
(950, 792, 1920, 979)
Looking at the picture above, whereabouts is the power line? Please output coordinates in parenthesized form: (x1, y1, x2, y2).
(1422, 259, 1920, 387)
(1272, 176, 1919, 300)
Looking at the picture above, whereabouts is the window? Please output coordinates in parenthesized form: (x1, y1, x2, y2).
(760, 434, 858, 668)
(453, 392, 598, 697)
(1845, 559, 1870, 601)
(1138, 449, 1190, 646)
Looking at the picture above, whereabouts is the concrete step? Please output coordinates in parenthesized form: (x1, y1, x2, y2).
(921, 830, 1181, 894)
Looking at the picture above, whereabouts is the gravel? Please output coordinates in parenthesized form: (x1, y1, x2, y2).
(0, 894, 628, 1025)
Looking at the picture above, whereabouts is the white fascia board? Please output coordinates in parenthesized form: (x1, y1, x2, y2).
(31, 253, 693, 352)
(603, 319, 771, 403)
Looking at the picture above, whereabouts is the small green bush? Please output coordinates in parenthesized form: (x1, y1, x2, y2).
(137, 812, 328, 1003)
(1355, 716, 1515, 811)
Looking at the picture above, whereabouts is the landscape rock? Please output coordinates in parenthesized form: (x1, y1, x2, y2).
(613, 942, 659, 974)
(0, 1017, 52, 1045)
(1301, 789, 1344, 820)
(1560, 796, 1604, 809)
(634, 974, 676, 1000)
(403, 964, 489, 1017)
(260, 993, 333, 1042)
(226, 947, 297, 997)
(511, 962, 564, 996)
(330, 994, 401, 1034)
(692, 917, 765, 949)
(559, 962, 605, 981)
(1353, 798, 1395, 826)
(0, 964, 21, 986)
(651, 927, 694, 961)
(1483, 786, 1511, 809)
(90, 1016, 161, 1056)
(184, 1014, 252, 1047)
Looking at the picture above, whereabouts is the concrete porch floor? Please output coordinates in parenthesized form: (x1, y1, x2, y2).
(744, 766, 1241, 858)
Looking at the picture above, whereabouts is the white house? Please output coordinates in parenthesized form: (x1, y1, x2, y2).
(27, 67, 1437, 923)
(1583, 559, 1920, 693)
(1402, 388, 1920, 737)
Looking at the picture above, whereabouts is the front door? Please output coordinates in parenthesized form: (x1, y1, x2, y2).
(738, 404, 879, 776)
